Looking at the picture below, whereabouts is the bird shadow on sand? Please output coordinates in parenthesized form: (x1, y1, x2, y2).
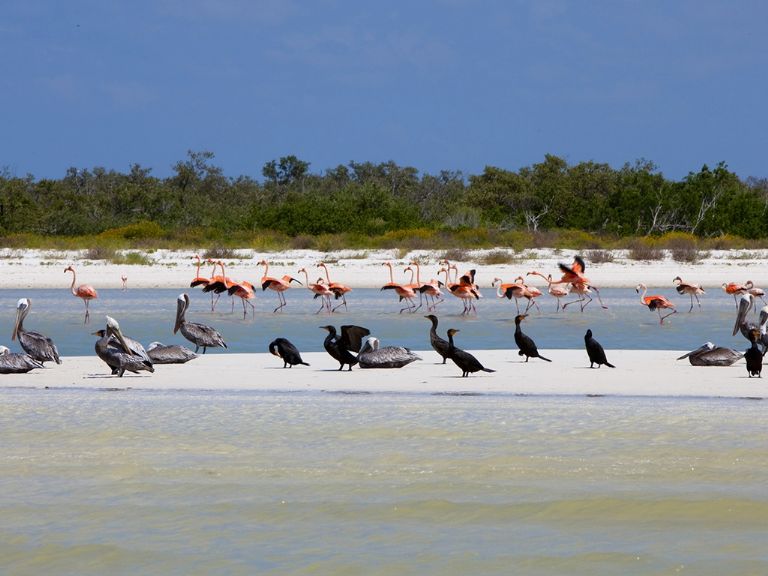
(84, 373, 152, 379)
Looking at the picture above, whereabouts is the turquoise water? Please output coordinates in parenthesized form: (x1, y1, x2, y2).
(0, 287, 752, 355)
(1, 389, 766, 575)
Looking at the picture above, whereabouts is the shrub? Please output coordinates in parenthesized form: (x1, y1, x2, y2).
(478, 249, 517, 265)
(627, 240, 665, 261)
(84, 246, 117, 260)
(203, 246, 239, 259)
(585, 249, 615, 264)
(99, 220, 165, 241)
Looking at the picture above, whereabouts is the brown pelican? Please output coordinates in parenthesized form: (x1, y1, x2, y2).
(320, 325, 369, 370)
(677, 343, 743, 366)
(12, 298, 61, 365)
(93, 316, 154, 377)
(269, 338, 309, 368)
(514, 314, 552, 362)
(174, 293, 227, 354)
(425, 314, 450, 364)
(733, 293, 768, 350)
(584, 329, 615, 368)
(445, 328, 495, 377)
(146, 342, 198, 364)
(357, 336, 421, 368)
(0, 345, 44, 374)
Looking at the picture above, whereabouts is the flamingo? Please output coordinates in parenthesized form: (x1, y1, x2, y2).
(492, 277, 530, 314)
(298, 267, 334, 314)
(227, 279, 256, 318)
(672, 276, 705, 312)
(408, 261, 444, 311)
(722, 281, 749, 308)
(190, 254, 211, 289)
(318, 262, 352, 312)
(121, 275, 127, 291)
(203, 260, 237, 312)
(438, 265, 478, 315)
(258, 260, 301, 313)
(636, 283, 677, 324)
(515, 276, 542, 313)
(746, 281, 767, 306)
(526, 271, 570, 311)
(380, 262, 417, 313)
(64, 265, 98, 323)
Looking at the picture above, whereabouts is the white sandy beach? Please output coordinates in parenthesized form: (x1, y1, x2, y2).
(4, 350, 765, 399)
(0, 247, 766, 290)
(2, 247, 766, 399)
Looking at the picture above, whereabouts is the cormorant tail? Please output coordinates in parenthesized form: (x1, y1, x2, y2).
(482, 368, 496, 373)
(604, 361, 616, 368)
(538, 355, 552, 362)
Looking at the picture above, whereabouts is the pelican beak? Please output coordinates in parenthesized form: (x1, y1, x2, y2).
(107, 322, 131, 353)
(733, 294, 753, 336)
(174, 297, 186, 334)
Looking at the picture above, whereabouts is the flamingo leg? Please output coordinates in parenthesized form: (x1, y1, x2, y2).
(331, 295, 347, 313)
(84, 300, 90, 324)
(659, 309, 677, 324)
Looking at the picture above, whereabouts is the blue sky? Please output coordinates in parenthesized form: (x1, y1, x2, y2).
(2, 0, 766, 181)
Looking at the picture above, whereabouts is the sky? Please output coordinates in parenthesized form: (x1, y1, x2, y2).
(1, 0, 766, 181)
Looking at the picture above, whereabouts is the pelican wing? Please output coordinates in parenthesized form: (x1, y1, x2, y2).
(147, 344, 198, 364)
(18, 330, 61, 364)
(359, 346, 421, 368)
(181, 321, 227, 349)
(0, 352, 44, 374)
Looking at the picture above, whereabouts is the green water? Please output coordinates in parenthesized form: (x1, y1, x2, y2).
(0, 389, 766, 575)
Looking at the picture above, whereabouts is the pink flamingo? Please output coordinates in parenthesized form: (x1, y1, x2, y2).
(636, 283, 677, 324)
(227, 280, 256, 318)
(526, 271, 570, 312)
(317, 262, 353, 312)
(64, 265, 98, 323)
(258, 260, 301, 313)
(299, 267, 334, 314)
(381, 262, 417, 313)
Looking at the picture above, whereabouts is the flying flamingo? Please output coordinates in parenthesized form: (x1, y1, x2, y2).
(526, 271, 570, 312)
(381, 262, 417, 313)
(636, 283, 677, 324)
(258, 260, 301, 313)
(317, 262, 352, 312)
(545, 256, 607, 311)
(672, 276, 705, 312)
(298, 267, 334, 314)
(64, 265, 98, 323)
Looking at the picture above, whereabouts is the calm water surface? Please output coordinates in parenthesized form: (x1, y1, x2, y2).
(0, 389, 766, 575)
(0, 287, 753, 355)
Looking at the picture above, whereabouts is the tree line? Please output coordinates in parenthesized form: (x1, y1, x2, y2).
(1, 151, 766, 241)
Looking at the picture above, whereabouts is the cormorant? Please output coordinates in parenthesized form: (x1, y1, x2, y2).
(445, 328, 495, 377)
(269, 338, 309, 368)
(425, 314, 450, 364)
(357, 336, 421, 368)
(320, 325, 369, 370)
(584, 329, 614, 368)
(12, 298, 61, 365)
(514, 314, 551, 362)
(745, 329, 764, 378)
(174, 293, 227, 354)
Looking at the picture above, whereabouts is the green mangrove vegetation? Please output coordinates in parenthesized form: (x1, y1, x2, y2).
(1, 151, 766, 251)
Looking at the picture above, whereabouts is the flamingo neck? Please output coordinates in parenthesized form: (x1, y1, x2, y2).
(319, 264, 331, 283)
(67, 269, 77, 295)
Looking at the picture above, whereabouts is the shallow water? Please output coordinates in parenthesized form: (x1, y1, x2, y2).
(0, 389, 766, 575)
(0, 287, 753, 355)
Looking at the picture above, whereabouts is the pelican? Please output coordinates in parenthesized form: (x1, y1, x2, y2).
(93, 316, 154, 377)
(357, 336, 421, 368)
(676, 343, 743, 366)
(146, 342, 198, 364)
(12, 298, 61, 365)
(174, 293, 227, 354)
(0, 345, 44, 374)
(320, 325, 369, 370)
(733, 293, 768, 350)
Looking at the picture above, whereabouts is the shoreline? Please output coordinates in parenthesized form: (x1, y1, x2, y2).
(0, 247, 766, 290)
(4, 350, 765, 400)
